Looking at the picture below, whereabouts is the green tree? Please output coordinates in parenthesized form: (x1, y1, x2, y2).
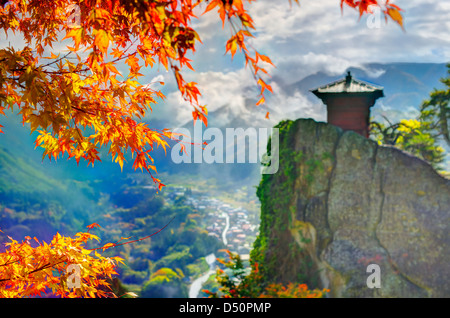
(140, 267, 187, 298)
(420, 63, 450, 147)
(370, 118, 445, 170)
(370, 65, 450, 171)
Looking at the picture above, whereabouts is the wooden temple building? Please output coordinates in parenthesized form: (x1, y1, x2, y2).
(311, 71, 384, 138)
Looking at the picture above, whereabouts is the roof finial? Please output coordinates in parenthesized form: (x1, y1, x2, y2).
(345, 71, 352, 85)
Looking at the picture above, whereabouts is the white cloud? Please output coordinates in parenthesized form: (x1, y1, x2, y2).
(360, 66, 386, 78)
(160, 66, 327, 129)
(268, 88, 326, 124)
(161, 68, 257, 127)
(274, 52, 359, 84)
(246, 0, 450, 65)
(144, 74, 165, 87)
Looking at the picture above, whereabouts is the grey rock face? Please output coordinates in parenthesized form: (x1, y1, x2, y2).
(256, 118, 449, 297)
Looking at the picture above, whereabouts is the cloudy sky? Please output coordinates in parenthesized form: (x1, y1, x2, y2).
(141, 0, 450, 128)
(2, 0, 449, 128)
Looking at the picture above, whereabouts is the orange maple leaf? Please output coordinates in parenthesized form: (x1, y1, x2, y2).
(86, 223, 101, 231)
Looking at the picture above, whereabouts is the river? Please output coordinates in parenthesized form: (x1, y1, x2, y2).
(188, 211, 230, 298)
(188, 253, 216, 298)
(221, 211, 230, 246)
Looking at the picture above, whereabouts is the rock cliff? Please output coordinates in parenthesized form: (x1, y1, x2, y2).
(252, 119, 449, 297)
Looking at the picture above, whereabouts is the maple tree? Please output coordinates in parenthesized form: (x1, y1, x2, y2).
(0, 220, 172, 297)
(0, 227, 123, 297)
(0, 0, 404, 297)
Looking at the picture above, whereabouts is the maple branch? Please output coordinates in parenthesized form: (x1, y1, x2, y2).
(40, 67, 90, 75)
(71, 105, 96, 116)
(40, 51, 139, 76)
(0, 257, 67, 283)
(39, 52, 72, 69)
(88, 216, 176, 251)
(0, 256, 19, 268)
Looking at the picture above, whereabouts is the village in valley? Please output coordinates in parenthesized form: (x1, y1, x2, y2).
(162, 185, 260, 260)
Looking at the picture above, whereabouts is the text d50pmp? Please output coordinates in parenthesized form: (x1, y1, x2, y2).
(223, 302, 271, 313)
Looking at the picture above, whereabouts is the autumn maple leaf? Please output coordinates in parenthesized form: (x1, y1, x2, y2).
(86, 223, 101, 231)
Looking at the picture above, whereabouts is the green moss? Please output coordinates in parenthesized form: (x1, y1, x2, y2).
(252, 120, 302, 284)
(251, 119, 332, 289)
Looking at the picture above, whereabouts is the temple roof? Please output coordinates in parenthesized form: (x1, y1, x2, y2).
(311, 72, 384, 98)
